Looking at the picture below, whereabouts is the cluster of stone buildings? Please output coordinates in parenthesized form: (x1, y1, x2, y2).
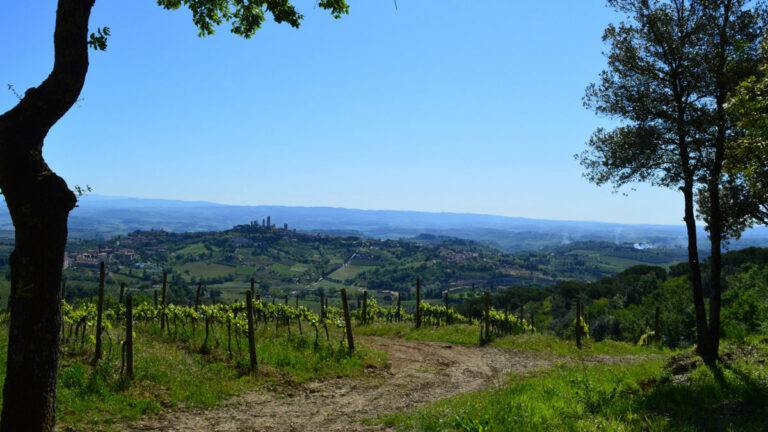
(64, 247, 138, 269)
(437, 248, 480, 263)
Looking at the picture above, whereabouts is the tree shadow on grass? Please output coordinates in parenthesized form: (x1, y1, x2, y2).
(635, 352, 768, 431)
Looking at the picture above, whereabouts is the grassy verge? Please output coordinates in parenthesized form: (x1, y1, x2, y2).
(355, 322, 667, 356)
(0, 321, 385, 431)
(375, 338, 768, 431)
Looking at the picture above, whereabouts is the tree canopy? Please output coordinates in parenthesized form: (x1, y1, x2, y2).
(158, 0, 349, 37)
(726, 39, 768, 226)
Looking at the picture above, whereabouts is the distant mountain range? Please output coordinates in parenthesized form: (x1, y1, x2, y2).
(0, 194, 766, 251)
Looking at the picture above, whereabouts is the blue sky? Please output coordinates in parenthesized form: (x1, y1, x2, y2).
(1, 0, 685, 224)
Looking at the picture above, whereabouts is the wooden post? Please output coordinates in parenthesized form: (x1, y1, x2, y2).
(362, 290, 368, 325)
(484, 291, 490, 343)
(93, 262, 106, 364)
(245, 292, 258, 373)
(397, 293, 402, 321)
(284, 295, 288, 306)
(654, 306, 661, 344)
(250, 277, 255, 299)
(161, 271, 168, 331)
(340, 289, 354, 353)
(195, 282, 202, 309)
(503, 309, 509, 335)
(125, 294, 134, 379)
(119, 282, 125, 304)
(576, 296, 582, 349)
(415, 278, 422, 328)
(320, 292, 325, 319)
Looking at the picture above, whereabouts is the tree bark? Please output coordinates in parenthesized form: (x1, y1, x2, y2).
(681, 181, 714, 362)
(706, 0, 734, 359)
(0, 0, 94, 430)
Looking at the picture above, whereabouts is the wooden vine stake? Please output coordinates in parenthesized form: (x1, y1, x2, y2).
(396, 293, 402, 321)
(119, 282, 125, 304)
(161, 271, 168, 331)
(93, 262, 106, 364)
(245, 292, 258, 373)
(320, 292, 325, 319)
(60, 279, 67, 339)
(415, 278, 422, 328)
(575, 296, 583, 349)
(484, 291, 490, 343)
(125, 294, 134, 379)
(195, 282, 202, 309)
(250, 276, 255, 299)
(340, 289, 354, 354)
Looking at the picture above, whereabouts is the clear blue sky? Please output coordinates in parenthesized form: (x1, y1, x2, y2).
(1, 0, 685, 224)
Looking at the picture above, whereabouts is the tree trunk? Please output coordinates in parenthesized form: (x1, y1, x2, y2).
(706, 0, 734, 361)
(0, 0, 94, 430)
(708, 165, 724, 359)
(682, 180, 715, 364)
(678, 129, 714, 364)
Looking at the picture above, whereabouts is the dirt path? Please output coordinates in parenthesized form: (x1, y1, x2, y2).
(127, 337, 563, 432)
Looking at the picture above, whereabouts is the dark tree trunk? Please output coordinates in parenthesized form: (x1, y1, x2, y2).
(708, 187, 723, 357)
(706, 0, 735, 361)
(0, 0, 94, 430)
(679, 135, 715, 364)
(682, 181, 715, 364)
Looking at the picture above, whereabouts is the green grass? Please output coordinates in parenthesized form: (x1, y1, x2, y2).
(270, 263, 296, 275)
(55, 336, 252, 429)
(377, 358, 666, 431)
(375, 339, 768, 431)
(315, 279, 348, 290)
(176, 242, 211, 257)
(492, 333, 667, 357)
(328, 265, 375, 281)
(0, 317, 385, 431)
(217, 286, 257, 303)
(355, 323, 667, 357)
(288, 264, 308, 273)
(356, 323, 483, 345)
(178, 261, 235, 279)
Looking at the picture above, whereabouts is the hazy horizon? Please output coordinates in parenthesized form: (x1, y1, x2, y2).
(78, 193, 692, 228)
